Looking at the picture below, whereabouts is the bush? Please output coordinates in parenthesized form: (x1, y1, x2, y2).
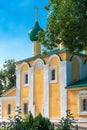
(56, 110, 76, 130)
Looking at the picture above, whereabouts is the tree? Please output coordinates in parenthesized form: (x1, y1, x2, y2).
(0, 59, 16, 95)
(38, 0, 87, 52)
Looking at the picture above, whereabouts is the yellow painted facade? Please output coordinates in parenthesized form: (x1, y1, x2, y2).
(67, 89, 87, 118)
(0, 50, 87, 123)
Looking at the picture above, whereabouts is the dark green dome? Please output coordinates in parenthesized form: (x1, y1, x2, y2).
(28, 20, 43, 42)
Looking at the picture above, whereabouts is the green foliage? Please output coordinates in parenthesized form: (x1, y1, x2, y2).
(33, 114, 54, 130)
(0, 109, 76, 130)
(23, 111, 34, 130)
(56, 110, 76, 130)
(38, 0, 87, 52)
(0, 109, 54, 130)
(0, 59, 16, 95)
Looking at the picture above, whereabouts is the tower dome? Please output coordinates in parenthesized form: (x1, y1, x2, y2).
(28, 20, 43, 42)
(28, 7, 43, 56)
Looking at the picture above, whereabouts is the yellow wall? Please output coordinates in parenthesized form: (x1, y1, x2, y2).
(67, 89, 87, 118)
(3, 89, 16, 97)
(49, 57, 61, 118)
(2, 100, 16, 118)
(20, 64, 29, 114)
(34, 62, 44, 116)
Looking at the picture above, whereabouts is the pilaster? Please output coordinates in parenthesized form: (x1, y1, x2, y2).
(29, 67, 35, 116)
(44, 64, 49, 118)
(60, 61, 67, 117)
(16, 68, 20, 108)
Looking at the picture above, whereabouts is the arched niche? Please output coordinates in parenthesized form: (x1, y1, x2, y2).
(71, 55, 82, 82)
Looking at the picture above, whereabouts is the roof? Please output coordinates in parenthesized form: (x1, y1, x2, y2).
(16, 48, 87, 64)
(28, 20, 43, 42)
(65, 78, 87, 89)
(16, 48, 68, 63)
(1, 87, 16, 97)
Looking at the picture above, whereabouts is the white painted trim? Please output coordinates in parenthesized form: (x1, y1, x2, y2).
(60, 61, 67, 117)
(22, 98, 29, 100)
(32, 58, 44, 67)
(50, 118, 61, 123)
(44, 64, 50, 118)
(0, 96, 16, 100)
(50, 66, 57, 83)
(36, 61, 43, 69)
(16, 68, 20, 108)
(19, 62, 30, 70)
(47, 54, 60, 65)
(29, 67, 35, 116)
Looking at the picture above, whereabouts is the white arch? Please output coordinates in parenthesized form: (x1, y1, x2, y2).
(32, 58, 44, 67)
(19, 62, 30, 71)
(71, 55, 83, 79)
(46, 54, 61, 65)
(71, 55, 82, 65)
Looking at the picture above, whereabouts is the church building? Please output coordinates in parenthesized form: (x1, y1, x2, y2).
(0, 13, 87, 126)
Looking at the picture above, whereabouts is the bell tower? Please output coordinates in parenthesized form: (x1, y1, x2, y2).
(28, 7, 43, 56)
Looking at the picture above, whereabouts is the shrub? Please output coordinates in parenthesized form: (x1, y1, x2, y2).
(56, 110, 76, 130)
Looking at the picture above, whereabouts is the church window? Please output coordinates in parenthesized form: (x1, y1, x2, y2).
(83, 99, 87, 111)
(24, 74, 28, 84)
(78, 90, 87, 115)
(23, 103, 28, 114)
(7, 104, 11, 115)
(50, 66, 57, 83)
(51, 69, 55, 80)
(23, 72, 29, 86)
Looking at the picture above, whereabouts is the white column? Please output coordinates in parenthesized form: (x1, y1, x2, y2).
(16, 68, 20, 109)
(60, 61, 67, 117)
(29, 67, 35, 116)
(44, 64, 49, 118)
(0, 99, 2, 119)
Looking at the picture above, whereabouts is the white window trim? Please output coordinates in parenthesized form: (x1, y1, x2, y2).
(22, 71, 29, 86)
(50, 66, 57, 83)
(78, 90, 87, 115)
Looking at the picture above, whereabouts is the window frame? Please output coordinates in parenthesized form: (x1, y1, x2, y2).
(7, 104, 11, 115)
(50, 66, 57, 83)
(23, 103, 28, 114)
(22, 71, 29, 86)
(78, 90, 87, 115)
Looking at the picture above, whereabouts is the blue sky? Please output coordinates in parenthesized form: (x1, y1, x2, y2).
(0, 0, 48, 68)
